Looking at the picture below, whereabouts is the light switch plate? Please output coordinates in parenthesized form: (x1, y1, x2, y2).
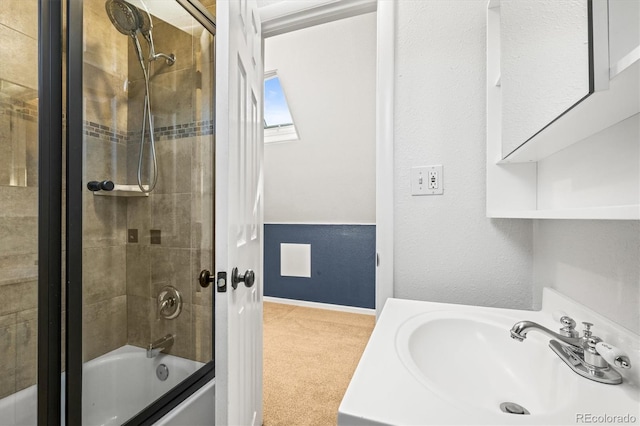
(411, 165, 443, 195)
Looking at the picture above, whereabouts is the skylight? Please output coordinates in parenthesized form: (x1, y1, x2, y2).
(264, 71, 299, 143)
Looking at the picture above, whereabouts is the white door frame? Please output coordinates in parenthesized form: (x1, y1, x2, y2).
(259, 0, 395, 318)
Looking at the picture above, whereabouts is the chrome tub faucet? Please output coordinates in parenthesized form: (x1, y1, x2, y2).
(510, 316, 631, 384)
(147, 334, 174, 358)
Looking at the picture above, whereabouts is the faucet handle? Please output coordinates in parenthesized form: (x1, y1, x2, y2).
(596, 342, 632, 369)
(558, 316, 579, 338)
(582, 322, 593, 338)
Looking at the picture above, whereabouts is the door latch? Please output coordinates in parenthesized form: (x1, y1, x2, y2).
(216, 271, 227, 292)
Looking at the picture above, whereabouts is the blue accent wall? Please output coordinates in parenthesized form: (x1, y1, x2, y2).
(264, 224, 376, 309)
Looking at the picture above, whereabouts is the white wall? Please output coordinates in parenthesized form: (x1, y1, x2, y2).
(537, 114, 639, 210)
(263, 12, 376, 224)
(530, 0, 640, 333)
(393, 0, 534, 309)
(533, 220, 640, 334)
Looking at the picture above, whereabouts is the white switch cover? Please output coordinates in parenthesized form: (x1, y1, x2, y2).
(411, 165, 443, 195)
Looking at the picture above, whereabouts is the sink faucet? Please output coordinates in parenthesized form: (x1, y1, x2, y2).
(510, 320, 582, 346)
(147, 334, 174, 358)
(510, 316, 631, 385)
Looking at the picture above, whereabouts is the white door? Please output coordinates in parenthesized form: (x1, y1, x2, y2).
(215, 0, 264, 425)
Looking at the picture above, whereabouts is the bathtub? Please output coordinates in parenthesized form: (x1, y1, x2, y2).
(0, 345, 215, 426)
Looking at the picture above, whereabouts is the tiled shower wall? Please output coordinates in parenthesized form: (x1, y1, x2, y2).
(0, 0, 40, 398)
(80, 0, 131, 361)
(0, 0, 216, 398)
(124, 11, 215, 363)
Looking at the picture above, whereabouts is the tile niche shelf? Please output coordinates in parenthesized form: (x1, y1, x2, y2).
(486, 0, 640, 220)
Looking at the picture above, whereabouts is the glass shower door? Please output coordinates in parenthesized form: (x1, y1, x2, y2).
(0, 0, 40, 421)
(71, 0, 216, 423)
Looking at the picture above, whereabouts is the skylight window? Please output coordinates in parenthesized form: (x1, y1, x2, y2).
(264, 70, 299, 143)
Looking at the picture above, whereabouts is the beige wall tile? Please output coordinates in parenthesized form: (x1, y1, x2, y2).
(84, 135, 128, 183)
(150, 247, 192, 306)
(1, 280, 37, 316)
(0, 217, 37, 256)
(151, 193, 192, 248)
(0, 186, 37, 217)
(15, 311, 37, 391)
(83, 193, 127, 249)
(148, 68, 196, 129)
(126, 196, 152, 245)
(154, 138, 192, 194)
(83, 245, 126, 305)
(126, 244, 150, 297)
(84, 0, 129, 81)
(83, 295, 127, 361)
(0, 314, 17, 398)
(127, 295, 152, 348)
(83, 65, 129, 133)
(0, 25, 37, 90)
(193, 303, 212, 363)
(0, 0, 38, 39)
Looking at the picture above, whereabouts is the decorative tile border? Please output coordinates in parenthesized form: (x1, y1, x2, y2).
(0, 99, 38, 123)
(1, 97, 214, 144)
(85, 121, 129, 144)
(86, 119, 215, 143)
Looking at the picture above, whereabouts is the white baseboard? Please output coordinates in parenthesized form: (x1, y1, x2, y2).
(263, 296, 375, 316)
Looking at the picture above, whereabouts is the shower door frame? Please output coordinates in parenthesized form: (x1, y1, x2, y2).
(36, 0, 217, 424)
(37, 0, 64, 423)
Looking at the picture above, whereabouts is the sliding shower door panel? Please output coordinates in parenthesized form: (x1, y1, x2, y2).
(71, 0, 217, 424)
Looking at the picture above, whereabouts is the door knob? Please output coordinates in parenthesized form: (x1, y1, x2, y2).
(198, 269, 215, 288)
(231, 267, 255, 289)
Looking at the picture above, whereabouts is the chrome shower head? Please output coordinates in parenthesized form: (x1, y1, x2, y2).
(135, 5, 153, 37)
(105, 0, 140, 36)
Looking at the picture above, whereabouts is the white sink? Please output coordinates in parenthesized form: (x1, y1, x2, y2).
(396, 311, 575, 416)
(338, 289, 640, 425)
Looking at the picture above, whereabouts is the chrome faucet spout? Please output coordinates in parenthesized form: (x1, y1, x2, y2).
(510, 320, 582, 347)
(146, 334, 174, 358)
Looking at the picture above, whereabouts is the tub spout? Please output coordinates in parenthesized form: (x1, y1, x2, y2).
(147, 334, 174, 358)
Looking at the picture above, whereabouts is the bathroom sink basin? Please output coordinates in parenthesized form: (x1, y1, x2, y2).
(395, 311, 574, 415)
(338, 289, 640, 425)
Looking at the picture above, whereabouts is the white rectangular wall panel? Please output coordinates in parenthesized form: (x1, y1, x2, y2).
(280, 243, 311, 277)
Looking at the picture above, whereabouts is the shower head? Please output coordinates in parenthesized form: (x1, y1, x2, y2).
(135, 6, 153, 37)
(105, 0, 140, 36)
(133, 3, 177, 66)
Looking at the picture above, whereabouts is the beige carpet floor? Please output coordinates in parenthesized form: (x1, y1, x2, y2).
(263, 302, 376, 426)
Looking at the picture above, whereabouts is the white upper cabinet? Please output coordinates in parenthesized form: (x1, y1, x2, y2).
(500, 0, 590, 159)
(486, 0, 640, 220)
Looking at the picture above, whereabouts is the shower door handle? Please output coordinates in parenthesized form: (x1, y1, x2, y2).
(198, 269, 215, 288)
(231, 267, 255, 290)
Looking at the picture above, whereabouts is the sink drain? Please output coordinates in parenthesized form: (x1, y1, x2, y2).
(500, 402, 530, 415)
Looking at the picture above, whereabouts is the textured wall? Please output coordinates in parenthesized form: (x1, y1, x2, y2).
(393, 0, 533, 309)
(263, 12, 376, 224)
(533, 220, 640, 334)
(264, 224, 376, 308)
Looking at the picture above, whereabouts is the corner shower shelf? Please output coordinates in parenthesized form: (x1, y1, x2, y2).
(93, 184, 149, 197)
